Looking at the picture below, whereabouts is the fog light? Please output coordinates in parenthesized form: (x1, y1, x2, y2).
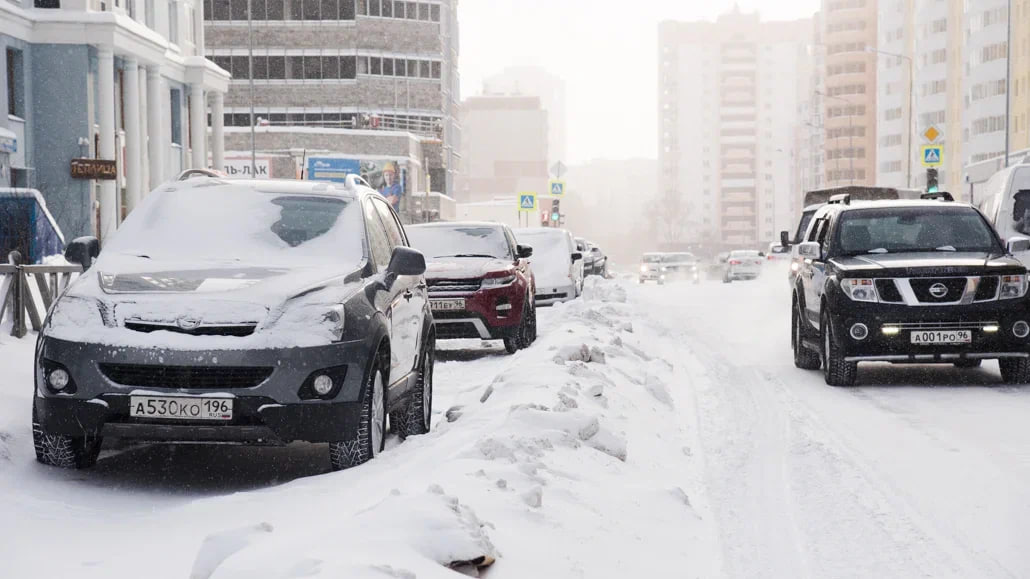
(850, 323, 869, 340)
(312, 374, 333, 396)
(1014, 321, 1030, 338)
(983, 324, 1000, 333)
(882, 326, 900, 336)
(48, 368, 70, 391)
(496, 303, 512, 311)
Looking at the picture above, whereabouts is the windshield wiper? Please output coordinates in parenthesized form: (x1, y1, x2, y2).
(934, 245, 957, 252)
(434, 254, 500, 259)
(866, 248, 888, 254)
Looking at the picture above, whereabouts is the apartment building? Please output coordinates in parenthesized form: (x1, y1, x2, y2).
(1, 0, 229, 242)
(204, 0, 461, 209)
(659, 9, 812, 247)
(1012, 0, 1029, 154)
(483, 65, 567, 165)
(964, 0, 1010, 171)
(820, 0, 878, 187)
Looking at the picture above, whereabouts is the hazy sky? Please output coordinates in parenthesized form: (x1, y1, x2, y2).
(459, 0, 820, 164)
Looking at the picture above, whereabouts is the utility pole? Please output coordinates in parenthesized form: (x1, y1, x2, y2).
(248, 0, 256, 178)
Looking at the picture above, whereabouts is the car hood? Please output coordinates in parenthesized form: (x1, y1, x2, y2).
(832, 252, 1024, 276)
(425, 257, 513, 280)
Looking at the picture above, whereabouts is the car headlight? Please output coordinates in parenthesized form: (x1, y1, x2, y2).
(1000, 274, 1029, 300)
(274, 303, 345, 341)
(661, 267, 668, 272)
(640, 265, 648, 273)
(45, 295, 107, 333)
(482, 274, 516, 287)
(790, 261, 800, 272)
(841, 278, 878, 303)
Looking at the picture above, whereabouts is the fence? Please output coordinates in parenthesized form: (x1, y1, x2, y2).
(0, 251, 81, 338)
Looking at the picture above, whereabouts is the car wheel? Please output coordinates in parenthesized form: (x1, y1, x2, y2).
(32, 407, 101, 469)
(722, 275, 731, 284)
(401, 333, 434, 437)
(953, 359, 982, 369)
(792, 298, 821, 370)
(999, 358, 1030, 384)
(524, 299, 538, 345)
(822, 309, 857, 386)
(329, 357, 386, 471)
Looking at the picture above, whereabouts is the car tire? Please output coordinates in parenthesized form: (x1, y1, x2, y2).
(524, 299, 537, 345)
(503, 335, 519, 354)
(401, 333, 434, 437)
(999, 358, 1030, 384)
(32, 407, 102, 469)
(792, 299, 821, 370)
(722, 275, 731, 284)
(953, 359, 982, 369)
(329, 356, 387, 471)
(822, 309, 857, 386)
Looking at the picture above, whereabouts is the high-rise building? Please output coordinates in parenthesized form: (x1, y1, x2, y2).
(1010, 0, 1029, 154)
(658, 9, 812, 247)
(820, 0, 878, 188)
(483, 66, 567, 165)
(1, 0, 229, 242)
(204, 0, 461, 209)
(964, 0, 1011, 169)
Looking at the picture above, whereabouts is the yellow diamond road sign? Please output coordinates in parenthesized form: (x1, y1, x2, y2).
(923, 126, 940, 142)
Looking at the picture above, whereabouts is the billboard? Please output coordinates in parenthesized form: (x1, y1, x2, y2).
(307, 157, 407, 211)
(223, 158, 271, 178)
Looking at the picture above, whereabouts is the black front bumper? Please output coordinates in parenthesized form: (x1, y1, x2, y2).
(828, 298, 1030, 362)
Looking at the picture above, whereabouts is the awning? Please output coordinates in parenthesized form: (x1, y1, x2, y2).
(0, 126, 16, 154)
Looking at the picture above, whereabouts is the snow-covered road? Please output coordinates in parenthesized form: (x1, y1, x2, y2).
(3, 270, 1030, 578)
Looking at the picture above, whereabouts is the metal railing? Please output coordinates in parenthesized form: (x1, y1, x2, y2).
(0, 251, 82, 338)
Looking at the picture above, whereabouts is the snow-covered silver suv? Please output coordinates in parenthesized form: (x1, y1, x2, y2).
(33, 176, 434, 471)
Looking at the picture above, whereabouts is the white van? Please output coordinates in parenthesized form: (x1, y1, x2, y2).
(514, 227, 583, 305)
(977, 159, 1030, 263)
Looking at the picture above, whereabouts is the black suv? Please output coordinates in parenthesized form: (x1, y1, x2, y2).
(791, 193, 1030, 386)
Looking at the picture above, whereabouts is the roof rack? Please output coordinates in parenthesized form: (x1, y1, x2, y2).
(920, 191, 954, 201)
(177, 168, 226, 181)
(827, 193, 851, 205)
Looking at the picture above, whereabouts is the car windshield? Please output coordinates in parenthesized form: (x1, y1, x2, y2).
(730, 250, 760, 257)
(642, 254, 664, 263)
(103, 187, 364, 265)
(836, 206, 1001, 255)
(407, 225, 511, 260)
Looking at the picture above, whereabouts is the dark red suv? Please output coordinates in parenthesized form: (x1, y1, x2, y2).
(407, 222, 537, 353)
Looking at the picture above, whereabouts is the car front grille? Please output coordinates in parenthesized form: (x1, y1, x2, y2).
(870, 276, 1003, 305)
(875, 279, 904, 303)
(975, 276, 999, 301)
(124, 321, 258, 337)
(99, 364, 273, 389)
(428, 279, 481, 294)
(909, 278, 969, 303)
(537, 292, 569, 301)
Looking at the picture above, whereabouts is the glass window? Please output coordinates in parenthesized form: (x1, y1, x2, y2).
(304, 113, 323, 124)
(373, 199, 406, 248)
(383, 58, 394, 76)
(371, 56, 382, 75)
(419, 60, 430, 78)
(407, 59, 418, 77)
(429, 3, 439, 21)
(380, 0, 391, 17)
(231, 55, 250, 79)
(229, 0, 250, 20)
(304, 56, 321, 79)
(405, 1, 416, 18)
(252, 0, 267, 19)
(288, 112, 306, 124)
(408, 225, 513, 260)
(364, 201, 393, 270)
(430, 61, 441, 79)
(266, 0, 284, 19)
(287, 56, 304, 79)
(341, 56, 356, 79)
(303, 0, 319, 18)
(213, 0, 230, 19)
(418, 2, 428, 20)
(320, 0, 337, 19)
(289, 0, 303, 19)
(268, 113, 286, 124)
(268, 56, 286, 79)
(368, 0, 379, 16)
(252, 55, 268, 79)
(393, 0, 404, 17)
(836, 207, 1000, 255)
(211, 55, 232, 72)
(322, 56, 340, 79)
(339, 0, 354, 18)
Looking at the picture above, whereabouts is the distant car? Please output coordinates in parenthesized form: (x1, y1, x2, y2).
(661, 252, 701, 283)
(407, 222, 536, 354)
(575, 237, 597, 275)
(34, 176, 434, 471)
(587, 243, 608, 277)
(723, 250, 764, 283)
(515, 228, 582, 305)
(766, 243, 791, 261)
(639, 252, 666, 284)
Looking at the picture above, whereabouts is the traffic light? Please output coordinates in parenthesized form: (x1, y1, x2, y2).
(541, 202, 551, 226)
(926, 168, 939, 193)
(551, 199, 561, 223)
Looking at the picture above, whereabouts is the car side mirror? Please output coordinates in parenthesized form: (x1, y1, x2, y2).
(1007, 236, 1030, 254)
(780, 230, 790, 247)
(517, 244, 533, 258)
(386, 247, 427, 276)
(798, 241, 821, 259)
(65, 236, 100, 269)
(758, 252, 766, 257)
(571, 252, 583, 261)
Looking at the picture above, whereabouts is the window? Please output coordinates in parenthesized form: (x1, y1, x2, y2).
(6, 48, 24, 118)
(407, 59, 418, 77)
(418, 2, 428, 19)
(430, 61, 441, 79)
(169, 88, 182, 145)
(303, 0, 319, 18)
(287, 56, 304, 79)
(304, 56, 321, 79)
(420, 60, 430, 78)
(373, 199, 406, 248)
(341, 55, 356, 79)
(430, 3, 439, 21)
(231, 55, 249, 79)
(364, 201, 393, 269)
(229, 0, 248, 19)
(393, 0, 404, 17)
(268, 56, 286, 79)
(371, 56, 382, 75)
(322, 55, 340, 79)
(34, 0, 60, 7)
(320, 0, 338, 19)
(267, 0, 285, 19)
(405, 1, 415, 18)
(168, 0, 180, 44)
(253, 55, 269, 79)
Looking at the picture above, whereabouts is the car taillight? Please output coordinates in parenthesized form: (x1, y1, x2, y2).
(729, 260, 741, 265)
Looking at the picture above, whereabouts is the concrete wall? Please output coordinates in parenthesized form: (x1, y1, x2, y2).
(206, 18, 442, 53)
(222, 78, 442, 110)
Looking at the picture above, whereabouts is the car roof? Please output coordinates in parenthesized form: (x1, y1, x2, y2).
(408, 220, 506, 230)
(167, 176, 377, 201)
(817, 199, 976, 216)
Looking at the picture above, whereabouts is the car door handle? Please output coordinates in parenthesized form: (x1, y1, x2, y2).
(416, 282, 427, 290)
(403, 289, 414, 301)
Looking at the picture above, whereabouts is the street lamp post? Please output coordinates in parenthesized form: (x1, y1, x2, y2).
(867, 47, 914, 188)
(815, 90, 856, 185)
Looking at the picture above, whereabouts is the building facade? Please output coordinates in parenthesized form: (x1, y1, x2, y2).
(483, 65, 567, 166)
(1, 0, 229, 242)
(963, 0, 1010, 171)
(203, 0, 461, 209)
(457, 94, 548, 204)
(658, 9, 812, 248)
(820, 0, 878, 188)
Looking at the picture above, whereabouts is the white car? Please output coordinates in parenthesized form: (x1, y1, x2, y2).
(514, 228, 582, 305)
(766, 242, 791, 262)
(723, 250, 764, 283)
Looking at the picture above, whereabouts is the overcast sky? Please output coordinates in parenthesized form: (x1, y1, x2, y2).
(458, 0, 820, 164)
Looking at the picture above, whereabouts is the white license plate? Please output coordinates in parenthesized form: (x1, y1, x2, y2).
(910, 330, 972, 345)
(129, 396, 233, 421)
(431, 298, 466, 312)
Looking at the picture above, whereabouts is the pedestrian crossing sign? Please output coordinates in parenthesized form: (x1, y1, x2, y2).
(518, 192, 537, 212)
(549, 180, 566, 197)
(921, 145, 943, 167)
